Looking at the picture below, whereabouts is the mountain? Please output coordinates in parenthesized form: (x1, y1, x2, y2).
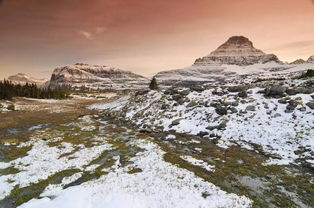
(307, 55, 314, 63)
(49, 63, 149, 90)
(193, 36, 281, 66)
(7, 73, 48, 86)
(155, 36, 314, 87)
(290, 59, 306, 64)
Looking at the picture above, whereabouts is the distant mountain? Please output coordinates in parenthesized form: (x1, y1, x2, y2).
(7, 73, 48, 86)
(49, 63, 149, 90)
(155, 36, 314, 87)
(290, 59, 306, 65)
(194, 36, 281, 66)
(307, 55, 314, 63)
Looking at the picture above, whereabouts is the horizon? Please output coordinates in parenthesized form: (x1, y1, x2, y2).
(0, 0, 314, 79)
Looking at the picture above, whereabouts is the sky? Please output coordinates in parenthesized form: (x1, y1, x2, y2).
(0, 0, 314, 79)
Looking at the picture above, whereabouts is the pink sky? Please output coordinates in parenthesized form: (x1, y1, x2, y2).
(0, 0, 313, 79)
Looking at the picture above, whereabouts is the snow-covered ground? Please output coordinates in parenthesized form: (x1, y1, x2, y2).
(92, 87, 314, 166)
(18, 139, 251, 208)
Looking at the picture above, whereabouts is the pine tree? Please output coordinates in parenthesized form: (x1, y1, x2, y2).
(149, 77, 159, 90)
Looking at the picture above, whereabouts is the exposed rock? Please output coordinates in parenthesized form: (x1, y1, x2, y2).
(265, 86, 286, 97)
(245, 105, 256, 111)
(306, 102, 314, 110)
(197, 131, 209, 138)
(215, 106, 228, 115)
(186, 101, 198, 108)
(170, 118, 183, 126)
(238, 90, 248, 98)
(227, 85, 249, 92)
(273, 113, 282, 118)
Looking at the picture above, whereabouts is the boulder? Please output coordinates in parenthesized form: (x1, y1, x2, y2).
(245, 105, 256, 111)
(215, 106, 228, 115)
(238, 90, 248, 98)
(227, 85, 249, 92)
(265, 86, 286, 97)
(170, 118, 183, 126)
(306, 102, 314, 110)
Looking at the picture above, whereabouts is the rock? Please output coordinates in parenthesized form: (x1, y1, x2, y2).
(265, 86, 286, 97)
(223, 101, 239, 107)
(227, 85, 249, 92)
(206, 121, 227, 131)
(161, 104, 168, 110)
(215, 106, 228, 115)
(278, 97, 290, 104)
(197, 131, 209, 137)
(286, 88, 297, 96)
(273, 113, 281, 118)
(170, 118, 183, 126)
(190, 86, 205, 92)
(285, 103, 297, 113)
(229, 107, 238, 114)
(238, 90, 248, 98)
(186, 101, 198, 108)
(245, 105, 256, 111)
(212, 89, 226, 96)
(139, 129, 152, 134)
(306, 102, 314, 110)
(177, 98, 185, 105)
(178, 89, 190, 96)
(298, 107, 306, 112)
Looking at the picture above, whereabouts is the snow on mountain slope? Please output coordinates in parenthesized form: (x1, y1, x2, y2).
(7, 73, 48, 86)
(49, 63, 149, 90)
(155, 36, 314, 87)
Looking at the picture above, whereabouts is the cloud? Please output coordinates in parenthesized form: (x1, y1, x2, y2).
(266, 40, 314, 51)
(79, 30, 93, 40)
(96, 27, 105, 34)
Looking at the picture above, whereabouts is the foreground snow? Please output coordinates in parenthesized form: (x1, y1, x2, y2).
(18, 139, 251, 208)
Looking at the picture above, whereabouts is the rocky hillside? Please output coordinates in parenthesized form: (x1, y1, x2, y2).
(91, 76, 314, 168)
(49, 63, 149, 90)
(7, 73, 48, 86)
(155, 36, 314, 87)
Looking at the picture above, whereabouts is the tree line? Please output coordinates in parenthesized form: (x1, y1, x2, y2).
(0, 80, 70, 100)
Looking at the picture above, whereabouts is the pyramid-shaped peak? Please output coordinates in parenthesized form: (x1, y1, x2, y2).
(221, 36, 254, 47)
(194, 36, 281, 66)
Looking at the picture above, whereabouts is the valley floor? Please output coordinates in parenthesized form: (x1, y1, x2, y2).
(0, 94, 313, 208)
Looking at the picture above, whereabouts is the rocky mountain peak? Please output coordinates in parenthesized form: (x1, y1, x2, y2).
(194, 36, 281, 66)
(307, 55, 314, 63)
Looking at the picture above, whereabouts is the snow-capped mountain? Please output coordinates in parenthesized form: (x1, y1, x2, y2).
(49, 63, 149, 90)
(7, 73, 48, 86)
(155, 36, 314, 87)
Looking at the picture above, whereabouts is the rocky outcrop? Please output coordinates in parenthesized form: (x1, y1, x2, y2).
(49, 63, 149, 90)
(7, 73, 48, 86)
(193, 36, 282, 66)
(307, 56, 314, 63)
